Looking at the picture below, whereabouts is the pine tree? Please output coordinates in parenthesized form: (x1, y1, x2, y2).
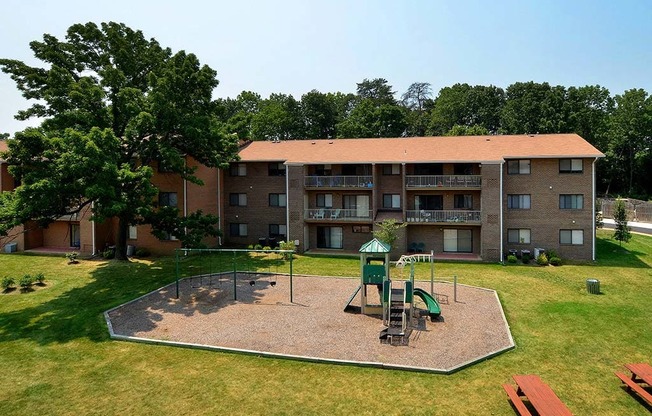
(613, 199, 631, 246)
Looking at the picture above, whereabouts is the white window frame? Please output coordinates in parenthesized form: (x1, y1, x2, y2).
(230, 223, 248, 237)
(383, 194, 401, 209)
(269, 193, 287, 207)
(507, 159, 531, 175)
(559, 194, 583, 209)
(559, 159, 583, 173)
(229, 193, 247, 207)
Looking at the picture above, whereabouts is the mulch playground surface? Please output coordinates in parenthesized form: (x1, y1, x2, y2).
(107, 273, 514, 372)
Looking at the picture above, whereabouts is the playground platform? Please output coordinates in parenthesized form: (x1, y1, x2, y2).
(105, 274, 514, 374)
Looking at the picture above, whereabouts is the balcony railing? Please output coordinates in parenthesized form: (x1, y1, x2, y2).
(305, 208, 373, 221)
(405, 175, 481, 188)
(305, 175, 373, 188)
(406, 210, 481, 224)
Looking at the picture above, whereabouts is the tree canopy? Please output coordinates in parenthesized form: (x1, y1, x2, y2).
(0, 22, 239, 259)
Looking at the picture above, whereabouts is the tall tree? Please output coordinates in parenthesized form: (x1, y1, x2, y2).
(250, 93, 303, 141)
(336, 99, 407, 138)
(356, 78, 396, 105)
(0, 22, 238, 259)
(401, 82, 433, 136)
(218, 90, 261, 140)
(428, 84, 504, 135)
(500, 81, 567, 134)
(607, 89, 652, 196)
(300, 90, 338, 139)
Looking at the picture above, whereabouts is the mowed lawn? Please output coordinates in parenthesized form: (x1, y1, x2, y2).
(1, 230, 651, 415)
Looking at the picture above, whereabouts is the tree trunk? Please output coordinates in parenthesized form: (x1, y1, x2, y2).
(115, 217, 129, 261)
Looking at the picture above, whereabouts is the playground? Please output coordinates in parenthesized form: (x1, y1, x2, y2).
(106, 242, 514, 373)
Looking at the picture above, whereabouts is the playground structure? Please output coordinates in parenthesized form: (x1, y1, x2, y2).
(344, 238, 442, 345)
(174, 247, 295, 302)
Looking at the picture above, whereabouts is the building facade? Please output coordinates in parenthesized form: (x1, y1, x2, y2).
(1, 134, 603, 261)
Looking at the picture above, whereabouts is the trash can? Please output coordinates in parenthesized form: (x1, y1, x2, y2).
(508, 249, 518, 258)
(4, 242, 17, 253)
(126, 245, 136, 256)
(586, 278, 600, 294)
(534, 248, 545, 258)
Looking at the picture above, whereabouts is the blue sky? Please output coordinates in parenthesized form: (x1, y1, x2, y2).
(1, 0, 651, 135)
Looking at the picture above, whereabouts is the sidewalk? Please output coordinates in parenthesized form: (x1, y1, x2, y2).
(603, 218, 652, 229)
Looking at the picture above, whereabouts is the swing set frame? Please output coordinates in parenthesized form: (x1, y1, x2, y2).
(174, 248, 295, 302)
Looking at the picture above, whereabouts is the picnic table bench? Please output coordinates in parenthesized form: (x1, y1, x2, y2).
(503, 374, 573, 415)
(615, 362, 652, 406)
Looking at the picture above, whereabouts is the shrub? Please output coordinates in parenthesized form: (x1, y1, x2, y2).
(521, 253, 531, 264)
(546, 249, 558, 260)
(102, 248, 115, 259)
(135, 248, 151, 258)
(254, 244, 263, 250)
(507, 255, 517, 264)
(65, 251, 79, 263)
(34, 273, 46, 285)
(536, 253, 549, 266)
(278, 241, 296, 260)
(549, 257, 562, 266)
(1, 276, 16, 291)
(262, 245, 272, 253)
(19, 274, 34, 290)
(247, 244, 254, 250)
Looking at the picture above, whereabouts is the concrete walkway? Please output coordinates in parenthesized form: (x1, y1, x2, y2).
(603, 219, 652, 235)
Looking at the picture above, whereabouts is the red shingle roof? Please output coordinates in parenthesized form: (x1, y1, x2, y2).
(238, 134, 604, 164)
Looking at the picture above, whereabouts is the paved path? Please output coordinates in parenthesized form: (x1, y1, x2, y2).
(603, 219, 652, 235)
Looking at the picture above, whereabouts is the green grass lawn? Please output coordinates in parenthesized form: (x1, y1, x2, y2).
(1, 230, 651, 415)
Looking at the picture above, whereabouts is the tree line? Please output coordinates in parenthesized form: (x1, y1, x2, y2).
(215, 79, 652, 198)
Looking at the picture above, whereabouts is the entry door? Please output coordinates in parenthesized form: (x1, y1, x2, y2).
(70, 224, 81, 248)
(443, 229, 458, 252)
(356, 195, 369, 218)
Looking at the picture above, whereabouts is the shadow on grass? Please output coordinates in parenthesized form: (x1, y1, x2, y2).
(594, 237, 650, 269)
(0, 252, 293, 346)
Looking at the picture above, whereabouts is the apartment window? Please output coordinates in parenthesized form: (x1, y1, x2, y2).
(158, 192, 178, 207)
(315, 164, 331, 176)
(268, 162, 286, 176)
(559, 159, 583, 173)
(128, 225, 138, 240)
(230, 163, 246, 176)
(382, 164, 400, 175)
(414, 163, 443, 175)
(352, 225, 371, 233)
(229, 223, 248, 237)
(316, 193, 333, 208)
(508, 229, 531, 244)
(454, 194, 473, 209)
(559, 194, 584, 209)
(454, 163, 473, 175)
(560, 229, 584, 245)
(507, 194, 531, 209)
(269, 224, 287, 239)
(269, 193, 287, 207)
(415, 195, 443, 210)
(383, 194, 401, 209)
(317, 226, 343, 249)
(229, 193, 247, 206)
(507, 160, 531, 174)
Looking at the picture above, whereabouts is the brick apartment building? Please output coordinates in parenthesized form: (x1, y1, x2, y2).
(1, 134, 603, 261)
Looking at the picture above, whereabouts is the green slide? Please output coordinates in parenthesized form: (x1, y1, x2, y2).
(413, 288, 441, 319)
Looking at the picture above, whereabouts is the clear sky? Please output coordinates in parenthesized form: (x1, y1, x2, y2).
(1, 0, 651, 135)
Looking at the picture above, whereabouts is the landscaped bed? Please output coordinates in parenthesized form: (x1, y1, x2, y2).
(106, 273, 514, 373)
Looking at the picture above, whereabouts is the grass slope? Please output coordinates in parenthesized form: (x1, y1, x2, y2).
(0, 230, 650, 415)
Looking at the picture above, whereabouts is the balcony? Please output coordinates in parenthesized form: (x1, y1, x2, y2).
(305, 175, 373, 189)
(405, 175, 481, 188)
(406, 210, 481, 224)
(305, 208, 373, 221)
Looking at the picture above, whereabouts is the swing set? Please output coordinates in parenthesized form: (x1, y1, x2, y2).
(174, 247, 295, 302)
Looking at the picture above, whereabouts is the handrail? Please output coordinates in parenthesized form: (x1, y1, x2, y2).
(405, 174, 481, 188)
(406, 209, 481, 223)
(305, 208, 373, 220)
(305, 175, 373, 188)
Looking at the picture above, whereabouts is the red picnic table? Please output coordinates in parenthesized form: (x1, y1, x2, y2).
(503, 374, 573, 416)
(615, 362, 652, 406)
